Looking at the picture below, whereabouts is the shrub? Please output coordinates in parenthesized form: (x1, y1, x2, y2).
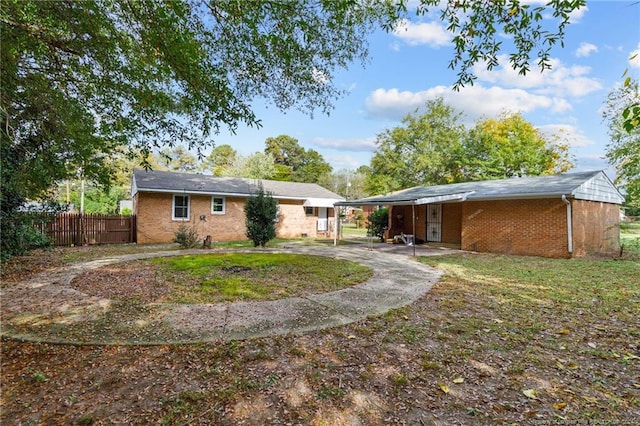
(173, 224, 199, 248)
(367, 207, 388, 242)
(245, 183, 278, 247)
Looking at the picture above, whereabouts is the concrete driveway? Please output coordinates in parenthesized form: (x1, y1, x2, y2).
(1, 244, 455, 345)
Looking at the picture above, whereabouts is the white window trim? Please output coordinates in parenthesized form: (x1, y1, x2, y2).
(172, 194, 190, 221)
(211, 196, 226, 214)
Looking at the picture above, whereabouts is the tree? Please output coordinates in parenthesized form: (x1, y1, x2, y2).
(203, 144, 238, 176)
(319, 168, 370, 200)
(221, 152, 276, 180)
(265, 135, 332, 183)
(1, 0, 383, 257)
(244, 184, 278, 247)
(366, 98, 466, 194)
(367, 208, 389, 242)
(393, 0, 586, 90)
(1, 0, 584, 257)
(603, 79, 640, 215)
(157, 146, 200, 173)
(459, 113, 573, 180)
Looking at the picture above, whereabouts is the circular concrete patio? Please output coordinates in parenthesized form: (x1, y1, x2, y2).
(0, 244, 454, 345)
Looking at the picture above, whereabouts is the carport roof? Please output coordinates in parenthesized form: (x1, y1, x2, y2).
(336, 170, 624, 206)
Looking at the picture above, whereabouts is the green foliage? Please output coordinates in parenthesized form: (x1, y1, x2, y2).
(2, 0, 378, 241)
(366, 101, 574, 195)
(602, 79, 640, 213)
(173, 224, 199, 249)
(366, 98, 466, 194)
(244, 184, 278, 247)
(397, 1, 586, 90)
(367, 208, 389, 242)
(204, 144, 238, 176)
(460, 112, 573, 180)
(67, 185, 128, 214)
(221, 152, 276, 179)
(265, 135, 332, 183)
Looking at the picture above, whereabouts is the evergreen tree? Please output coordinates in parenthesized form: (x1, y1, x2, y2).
(244, 184, 278, 247)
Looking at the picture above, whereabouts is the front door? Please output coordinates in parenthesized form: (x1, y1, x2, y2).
(426, 204, 442, 242)
(317, 207, 328, 231)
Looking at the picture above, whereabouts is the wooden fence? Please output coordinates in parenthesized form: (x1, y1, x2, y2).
(30, 213, 136, 246)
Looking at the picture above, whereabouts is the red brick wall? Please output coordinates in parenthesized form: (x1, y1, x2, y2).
(442, 203, 462, 244)
(135, 192, 326, 244)
(461, 199, 569, 258)
(571, 200, 620, 256)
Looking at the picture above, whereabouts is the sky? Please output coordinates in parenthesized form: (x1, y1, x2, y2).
(213, 1, 640, 179)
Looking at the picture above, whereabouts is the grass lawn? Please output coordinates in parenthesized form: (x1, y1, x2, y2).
(152, 253, 372, 303)
(1, 237, 639, 424)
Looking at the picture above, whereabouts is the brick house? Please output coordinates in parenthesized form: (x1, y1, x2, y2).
(336, 171, 624, 258)
(131, 169, 343, 244)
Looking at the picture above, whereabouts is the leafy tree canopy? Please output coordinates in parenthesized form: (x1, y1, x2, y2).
(366, 100, 573, 194)
(366, 98, 466, 194)
(602, 79, 640, 214)
(460, 112, 573, 180)
(265, 135, 332, 183)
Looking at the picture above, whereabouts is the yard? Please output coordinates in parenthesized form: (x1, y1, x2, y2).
(1, 233, 639, 425)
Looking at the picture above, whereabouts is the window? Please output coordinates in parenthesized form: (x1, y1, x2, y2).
(305, 206, 314, 216)
(173, 195, 190, 220)
(212, 196, 225, 214)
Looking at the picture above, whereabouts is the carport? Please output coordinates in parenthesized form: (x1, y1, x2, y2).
(333, 191, 474, 256)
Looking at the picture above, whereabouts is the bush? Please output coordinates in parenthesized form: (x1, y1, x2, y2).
(173, 224, 199, 249)
(245, 183, 278, 247)
(367, 207, 389, 242)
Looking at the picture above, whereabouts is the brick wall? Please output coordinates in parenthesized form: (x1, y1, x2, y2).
(461, 199, 569, 258)
(571, 200, 620, 256)
(442, 203, 462, 244)
(135, 192, 327, 244)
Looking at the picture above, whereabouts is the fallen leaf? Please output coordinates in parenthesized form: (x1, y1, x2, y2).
(583, 396, 597, 404)
(553, 402, 567, 410)
(493, 318, 504, 323)
(438, 382, 450, 394)
(453, 377, 464, 384)
(557, 329, 571, 335)
(587, 342, 597, 349)
(402, 315, 409, 320)
(523, 389, 537, 399)
(347, 335, 356, 340)
(567, 363, 579, 369)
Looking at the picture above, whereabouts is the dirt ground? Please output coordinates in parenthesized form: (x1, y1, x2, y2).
(1, 246, 639, 425)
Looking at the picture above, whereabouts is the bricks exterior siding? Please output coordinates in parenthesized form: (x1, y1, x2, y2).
(442, 203, 462, 244)
(135, 192, 332, 244)
(461, 199, 569, 258)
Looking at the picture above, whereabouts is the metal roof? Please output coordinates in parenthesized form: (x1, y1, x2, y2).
(132, 169, 344, 201)
(336, 171, 624, 206)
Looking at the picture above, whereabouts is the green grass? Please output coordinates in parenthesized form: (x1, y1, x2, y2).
(152, 252, 372, 303)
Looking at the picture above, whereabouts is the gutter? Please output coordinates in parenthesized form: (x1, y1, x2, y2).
(561, 195, 573, 255)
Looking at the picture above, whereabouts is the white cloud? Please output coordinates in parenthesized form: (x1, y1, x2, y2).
(472, 55, 602, 97)
(364, 85, 571, 122)
(324, 153, 366, 169)
(575, 42, 598, 58)
(629, 44, 640, 69)
(313, 137, 377, 152)
(568, 5, 588, 23)
(537, 124, 595, 148)
(392, 19, 450, 47)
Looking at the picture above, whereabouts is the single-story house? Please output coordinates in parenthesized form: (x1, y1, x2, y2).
(335, 170, 624, 258)
(131, 169, 343, 244)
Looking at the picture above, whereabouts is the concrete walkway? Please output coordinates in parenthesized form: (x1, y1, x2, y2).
(1, 244, 456, 345)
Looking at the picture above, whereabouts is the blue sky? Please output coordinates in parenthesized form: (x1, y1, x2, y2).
(214, 1, 640, 178)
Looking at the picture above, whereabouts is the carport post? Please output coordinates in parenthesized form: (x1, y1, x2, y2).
(412, 203, 416, 257)
(333, 206, 338, 246)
